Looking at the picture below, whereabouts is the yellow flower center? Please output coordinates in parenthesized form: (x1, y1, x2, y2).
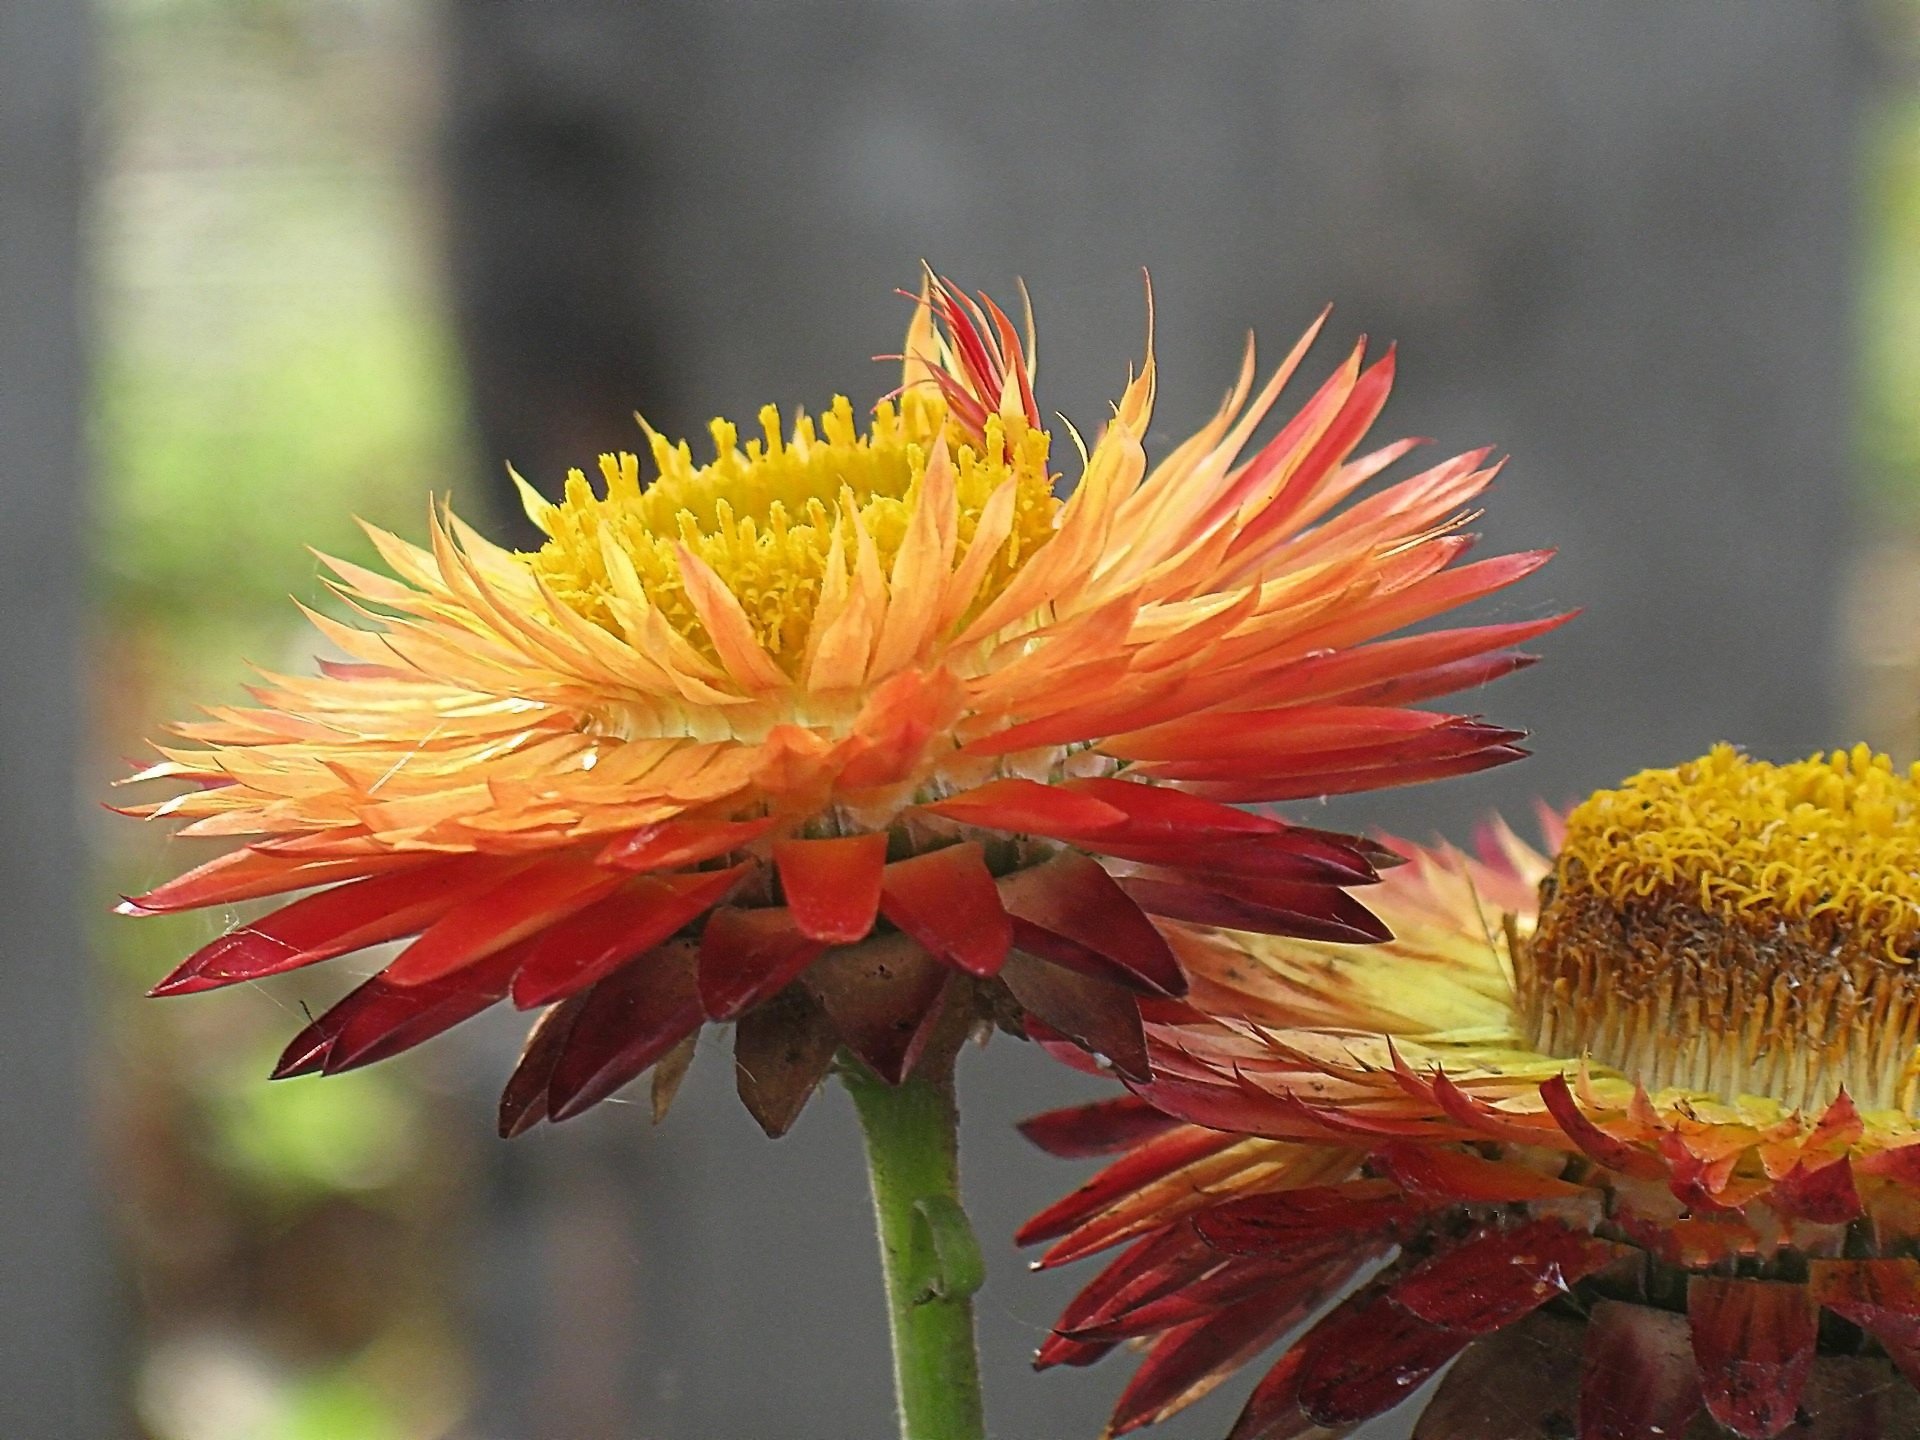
(1517, 744, 1920, 1113)
(523, 392, 1059, 675)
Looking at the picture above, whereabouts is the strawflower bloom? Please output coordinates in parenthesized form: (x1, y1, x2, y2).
(1022, 746, 1920, 1440)
(119, 272, 1554, 1438)
(122, 275, 1551, 1134)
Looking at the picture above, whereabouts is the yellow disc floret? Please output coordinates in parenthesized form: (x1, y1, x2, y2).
(1518, 745, 1920, 1113)
(523, 391, 1059, 676)
(1561, 743, 1920, 962)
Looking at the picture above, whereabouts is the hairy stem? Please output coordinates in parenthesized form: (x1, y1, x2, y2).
(842, 1060, 987, 1440)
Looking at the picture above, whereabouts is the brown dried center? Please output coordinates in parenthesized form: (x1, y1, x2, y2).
(1516, 860, 1920, 1113)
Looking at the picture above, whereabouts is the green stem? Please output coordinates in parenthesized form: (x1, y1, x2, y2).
(842, 1060, 987, 1440)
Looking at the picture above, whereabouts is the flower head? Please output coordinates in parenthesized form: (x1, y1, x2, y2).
(121, 273, 1554, 1138)
(1023, 746, 1920, 1439)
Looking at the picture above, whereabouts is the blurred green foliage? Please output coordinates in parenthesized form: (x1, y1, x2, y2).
(93, 0, 469, 647)
(280, 1371, 408, 1440)
(1862, 11, 1920, 517)
(96, 272, 460, 627)
(94, 2, 476, 1437)
(216, 1061, 418, 1200)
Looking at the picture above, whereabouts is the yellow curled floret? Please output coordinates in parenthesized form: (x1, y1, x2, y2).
(522, 391, 1059, 675)
(1560, 743, 1920, 963)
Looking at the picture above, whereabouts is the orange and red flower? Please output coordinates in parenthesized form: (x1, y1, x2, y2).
(1024, 747, 1920, 1439)
(121, 273, 1554, 1136)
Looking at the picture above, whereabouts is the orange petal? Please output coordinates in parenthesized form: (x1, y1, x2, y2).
(384, 857, 624, 986)
(597, 817, 774, 872)
(877, 841, 1011, 977)
(773, 833, 888, 944)
(120, 845, 429, 915)
(511, 867, 746, 1009)
(919, 777, 1128, 840)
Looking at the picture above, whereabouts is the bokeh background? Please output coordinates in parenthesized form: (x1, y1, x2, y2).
(6, 1, 1915, 1436)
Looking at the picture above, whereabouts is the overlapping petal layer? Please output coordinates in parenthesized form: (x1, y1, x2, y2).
(122, 274, 1555, 1133)
(1024, 817, 1920, 1439)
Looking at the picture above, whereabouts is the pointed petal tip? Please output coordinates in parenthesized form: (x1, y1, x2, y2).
(497, 1104, 544, 1140)
(498, 1064, 556, 1137)
(146, 970, 215, 998)
(546, 1093, 592, 1125)
(269, 1046, 328, 1081)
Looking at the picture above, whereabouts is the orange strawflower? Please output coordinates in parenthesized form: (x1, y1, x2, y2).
(120, 274, 1555, 1137)
(1023, 747, 1920, 1439)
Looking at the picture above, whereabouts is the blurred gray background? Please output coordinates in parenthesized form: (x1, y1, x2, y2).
(3, 1, 1890, 1438)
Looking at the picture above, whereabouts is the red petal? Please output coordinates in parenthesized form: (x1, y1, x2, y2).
(1100, 834, 1377, 885)
(1084, 1252, 1361, 1344)
(1192, 1182, 1419, 1256)
(999, 950, 1149, 1082)
(1423, 1067, 1557, 1146)
(1224, 346, 1397, 560)
(1106, 702, 1455, 764)
(1128, 713, 1524, 777)
(122, 845, 437, 915)
(1000, 852, 1185, 996)
(597, 816, 775, 871)
(510, 866, 745, 1009)
(696, 905, 827, 1020)
(1291, 548, 1556, 654)
(1095, 804, 1381, 884)
(1033, 1332, 1117, 1369)
(1054, 1223, 1225, 1345)
(1376, 1142, 1585, 1204)
(497, 1000, 580, 1137)
(1118, 875, 1389, 944)
(918, 777, 1128, 839)
(384, 857, 625, 986)
(1768, 1156, 1862, 1225)
(1018, 1124, 1240, 1256)
(1323, 650, 1538, 710)
(1661, 1132, 1746, 1213)
(1017, 1095, 1187, 1158)
(1579, 1300, 1703, 1440)
(1024, 1018, 1114, 1076)
(151, 856, 522, 995)
(272, 943, 523, 1078)
(876, 841, 1011, 977)
(773, 833, 888, 943)
(1233, 614, 1568, 712)
(1389, 1219, 1619, 1334)
(1291, 1285, 1471, 1426)
(1808, 1259, 1920, 1388)
(1179, 743, 1528, 803)
(1688, 1276, 1818, 1438)
(1062, 776, 1284, 837)
(1108, 1292, 1308, 1435)
(1165, 1084, 1420, 1144)
(1858, 1140, 1920, 1185)
(1228, 1345, 1322, 1440)
(544, 942, 704, 1122)
(1541, 1074, 1667, 1179)
(803, 934, 950, 1084)
(1808, 1091, 1866, 1151)
(1202, 331, 1365, 536)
